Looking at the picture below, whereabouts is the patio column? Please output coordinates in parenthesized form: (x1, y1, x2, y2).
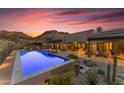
(112, 42, 118, 83)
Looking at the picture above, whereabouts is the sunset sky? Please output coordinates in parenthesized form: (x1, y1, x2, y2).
(0, 8, 124, 37)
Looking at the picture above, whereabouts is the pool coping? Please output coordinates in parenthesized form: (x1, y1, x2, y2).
(10, 50, 74, 84)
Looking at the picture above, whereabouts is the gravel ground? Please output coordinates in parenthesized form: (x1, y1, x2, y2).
(74, 71, 107, 85)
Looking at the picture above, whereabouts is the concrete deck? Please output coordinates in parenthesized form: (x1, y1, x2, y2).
(0, 51, 16, 85)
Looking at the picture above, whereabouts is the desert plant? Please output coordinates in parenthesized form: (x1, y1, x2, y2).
(112, 42, 117, 84)
(51, 51, 57, 53)
(83, 59, 97, 67)
(61, 48, 66, 51)
(75, 60, 80, 76)
(48, 72, 74, 85)
(97, 69, 105, 75)
(67, 54, 79, 60)
(85, 69, 98, 85)
(107, 78, 123, 85)
(107, 64, 111, 83)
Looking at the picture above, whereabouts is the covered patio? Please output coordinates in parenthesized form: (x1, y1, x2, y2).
(88, 29, 124, 60)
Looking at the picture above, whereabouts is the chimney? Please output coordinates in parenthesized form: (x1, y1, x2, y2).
(96, 27, 103, 32)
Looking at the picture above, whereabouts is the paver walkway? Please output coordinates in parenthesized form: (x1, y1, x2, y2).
(0, 51, 16, 85)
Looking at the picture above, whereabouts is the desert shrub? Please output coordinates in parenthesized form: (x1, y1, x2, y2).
(107, 80, 123, 85)
(50, 51, 57, 53)
(61, 49, 66, 51)
(67, 54, 79, 60)
(97, 69, 105, 75)
(83, 59, 88, 64)
(85, 69, 98, 85)
(115, 79, 123, 85)
(48, 72, 74, 85)
(67, 54, 80, 76)
(83, 59, 97, 67)
(107, 78, 124, 85)
(75, 63, 80, 76)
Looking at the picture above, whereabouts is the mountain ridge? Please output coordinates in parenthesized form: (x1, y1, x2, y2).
(0, 30, 69, 42)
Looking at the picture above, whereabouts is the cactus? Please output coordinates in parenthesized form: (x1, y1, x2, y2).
(75, 59, 80, 76)
(107, 64, 111, 83)
(112, 42, 117, 84)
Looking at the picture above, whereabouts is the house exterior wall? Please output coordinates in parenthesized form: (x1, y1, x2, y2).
(90, 40, 124, 59)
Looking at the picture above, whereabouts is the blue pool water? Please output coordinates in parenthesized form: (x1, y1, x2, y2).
(19, 50, 68, 76)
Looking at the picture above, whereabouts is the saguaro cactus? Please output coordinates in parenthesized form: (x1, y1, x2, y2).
(107, 63, 111, 83)
(112, 42, 117, 84)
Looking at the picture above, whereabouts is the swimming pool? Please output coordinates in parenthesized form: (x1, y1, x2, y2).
(11, 50, 74, 84)
(19, 50, 68, 76)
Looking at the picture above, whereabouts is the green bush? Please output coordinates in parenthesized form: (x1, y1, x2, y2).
(85, 69, 98, 85)
(97, 69, 105, 75)
(48, 72, 74, 85)
(67, 54, 79, 59)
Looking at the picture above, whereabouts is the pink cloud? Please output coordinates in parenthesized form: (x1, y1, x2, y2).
(16, 18, 55, 26)
(0, 9, 124, 37)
